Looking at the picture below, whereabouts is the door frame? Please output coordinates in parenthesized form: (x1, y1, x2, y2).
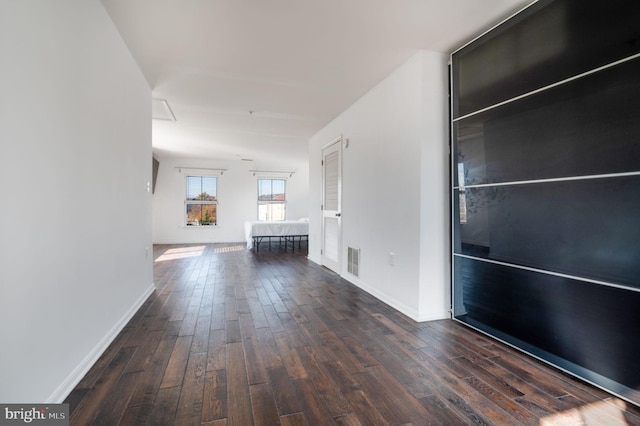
(321, 136, 343, 273)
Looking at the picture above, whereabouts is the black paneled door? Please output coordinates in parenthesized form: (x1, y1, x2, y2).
(451, 0, 640, 406)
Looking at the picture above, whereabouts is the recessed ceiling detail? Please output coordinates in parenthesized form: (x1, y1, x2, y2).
(152, 98, 176, 121)
(103, 0, 532, 163)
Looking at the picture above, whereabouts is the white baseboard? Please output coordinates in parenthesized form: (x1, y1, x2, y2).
(309, 257, 448, 323)
(341, 273, 449, 323)
(47, 283, 155, 403)
(415, 310, 451, 322)
(340, 273, 418, 320)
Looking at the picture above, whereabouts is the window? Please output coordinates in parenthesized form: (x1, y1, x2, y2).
(258, 178, 286, 221)
(185, 176, 217, 226)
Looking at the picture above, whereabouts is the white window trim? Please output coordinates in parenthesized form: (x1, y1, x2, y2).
(184, 174, 219, 227)
(257, 177, 287, 221)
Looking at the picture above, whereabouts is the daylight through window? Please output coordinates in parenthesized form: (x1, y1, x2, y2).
(258, 178, 286, 221)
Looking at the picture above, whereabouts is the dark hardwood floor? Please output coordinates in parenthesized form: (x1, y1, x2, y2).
(66, 243, 640, 425)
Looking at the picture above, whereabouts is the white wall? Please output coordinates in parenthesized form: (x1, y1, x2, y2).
(153, 157, 309, 244)
(0, 1, 152, 403)
(418, 52, 451, 321)
(309, 51, 449, 321)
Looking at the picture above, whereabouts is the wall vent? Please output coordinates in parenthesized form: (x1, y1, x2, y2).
(347, 247, 360, 277)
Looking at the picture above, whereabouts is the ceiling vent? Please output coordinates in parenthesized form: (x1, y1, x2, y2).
(152, 98, 176, 121)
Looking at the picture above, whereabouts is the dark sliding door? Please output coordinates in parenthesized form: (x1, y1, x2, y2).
(450, 0, 640, 405)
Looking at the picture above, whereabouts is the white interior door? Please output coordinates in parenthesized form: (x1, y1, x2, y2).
(321, 139, 342, 273)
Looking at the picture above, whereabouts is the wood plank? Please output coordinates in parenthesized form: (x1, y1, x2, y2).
(429, 319, 494, 347)
(364, 364, 449, 425)
(238, 312, 257, 340)
(255, 327, 284, 369)
(162, 320, 183, 341)
(70, 346, 136, 425)
(174, 352, 207, 425)
(124, 330, 163, 373)
(199, 288, 215, 318)
(178, 305, 200, 336)
(369, 312, 429, 348)
(243, 336, 268, 385)
(256, 287, 272, 306)
(416, 321, 495, 360)
(295, 323, 336, 363)
(349, 332, 436, 399)
(274, 332, 308, 380)
(225, 296, 239, 321)
(206, 329, 226, 372)
(160, 335, 193, 388)
(340, 335, 380, 368)
(263, 304, 286, 333)
(463, 375, 539, 425)
(73, 327, 134, 390)
(236, 297, 252, 315)
(191, 314, 212, 354)
(295, 307, 329, 335)
(267, 366, 301, 416)
(64, 388, 88, 416)
(298, 346, 351, 418)
(201, 420, 228, 426)
(317, 331, 366, 374)
(225, 320, 242, 343)
(421, 346, 525, 398)
(201, 369, 227, 423)
(310, 308, 351, 337)
(292, 378, 335, 425)
(487, 346, 573, 399)
(418, 394, 468, 426)
(411, 341, 532, 424)
(464, 354, 577, 414)
(323, 360, 390, 426)
(281, 316, 309, 348)
(170, 293, 192, 322)
(247, 299, 269, 329)
(125, 332, 179, 419)
(92, 371, 142, 424)
(279, 413, 307, 426)
(350, 371, 410, 425)
(249, 383, 281, 426)
(210, 303, 226, 330)
(147, 386, 181, 425)
(267, 290, 289, 314)
(226, 341, 254, 426)
(333, 412, 364, 426)
(118, 404, 147, 425)
(376, 334, 500, 423)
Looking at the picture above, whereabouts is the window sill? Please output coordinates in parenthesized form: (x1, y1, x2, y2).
(181, 225, 220, 229)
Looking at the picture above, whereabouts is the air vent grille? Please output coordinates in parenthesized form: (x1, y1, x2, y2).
(347, 247, 360, 277)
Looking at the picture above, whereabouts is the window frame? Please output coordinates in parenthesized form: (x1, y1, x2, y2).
(184, 175, 218, 227)
(257, 178, 287, 221)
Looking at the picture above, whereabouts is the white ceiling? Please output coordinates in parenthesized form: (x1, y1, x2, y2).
(102, 0, 532, 168)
